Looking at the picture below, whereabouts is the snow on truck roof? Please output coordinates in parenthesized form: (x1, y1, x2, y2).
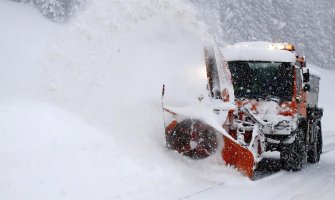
(220, 42, 297, 63)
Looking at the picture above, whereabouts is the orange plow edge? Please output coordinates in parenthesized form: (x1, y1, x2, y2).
(222, 136, 255, 179)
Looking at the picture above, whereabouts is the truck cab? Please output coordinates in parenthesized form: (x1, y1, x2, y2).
(221, 42, 323, 170)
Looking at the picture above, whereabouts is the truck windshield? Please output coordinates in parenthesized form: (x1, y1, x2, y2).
(228, 61, 294, 101)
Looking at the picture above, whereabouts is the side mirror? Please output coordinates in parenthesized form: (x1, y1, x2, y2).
(303, 84, 310, 92)
(303, 68, 310, 83)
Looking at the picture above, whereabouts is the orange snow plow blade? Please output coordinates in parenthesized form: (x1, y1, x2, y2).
(222, 136, 254, 178)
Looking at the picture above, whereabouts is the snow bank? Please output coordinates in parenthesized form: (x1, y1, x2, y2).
(0, 0, 245, 199)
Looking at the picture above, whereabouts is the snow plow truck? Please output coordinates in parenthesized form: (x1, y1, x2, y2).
(162, 42, 323, 179)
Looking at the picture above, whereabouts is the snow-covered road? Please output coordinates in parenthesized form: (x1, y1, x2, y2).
(0, 1, 335, 199)
(185, 130, 335, 200)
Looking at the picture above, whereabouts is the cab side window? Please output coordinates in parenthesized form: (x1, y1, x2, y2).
(295, 62, 303, 93)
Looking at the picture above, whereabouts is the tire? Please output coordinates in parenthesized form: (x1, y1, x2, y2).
(168, 119, 218, 159)
(318, 122, 323, 154)
(307, 122, 322, 163)
(281, 126, 307, 171)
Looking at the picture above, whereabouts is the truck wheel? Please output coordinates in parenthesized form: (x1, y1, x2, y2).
(280, 128, 307, 171)
(169, 119, 218, 159)
(307, 122, 322, 163)
(318, 122, 323, 154)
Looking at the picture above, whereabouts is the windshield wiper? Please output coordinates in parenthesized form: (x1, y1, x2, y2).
(264, 94, 281, 103)
(240, 94, 281, 102)
(237, 94, 266, 101)
(236, 92, 282, 102)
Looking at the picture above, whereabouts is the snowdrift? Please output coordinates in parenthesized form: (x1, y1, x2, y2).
(0, 0, 241, 199)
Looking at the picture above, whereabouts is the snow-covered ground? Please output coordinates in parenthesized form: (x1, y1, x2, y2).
(0, 1, 335, 199)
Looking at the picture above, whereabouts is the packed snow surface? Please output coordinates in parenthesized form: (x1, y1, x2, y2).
(1, 1, 335, 199)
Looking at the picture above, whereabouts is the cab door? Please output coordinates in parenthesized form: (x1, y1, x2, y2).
(295, 63, 307, 117)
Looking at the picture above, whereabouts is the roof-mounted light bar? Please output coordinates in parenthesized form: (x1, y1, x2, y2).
(269, 43, 295, 51)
